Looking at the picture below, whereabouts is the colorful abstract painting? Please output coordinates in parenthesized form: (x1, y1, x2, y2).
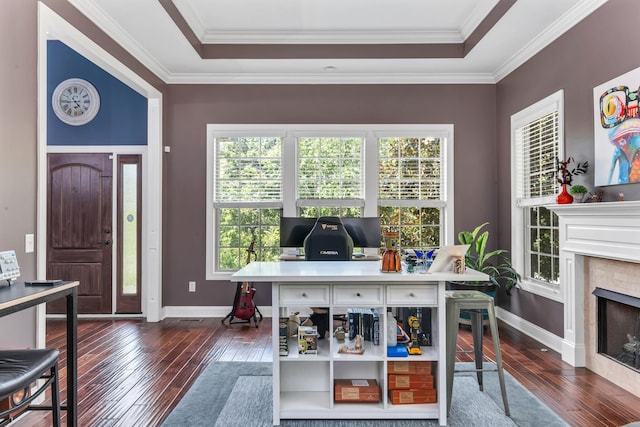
(593, 67, 640, 186)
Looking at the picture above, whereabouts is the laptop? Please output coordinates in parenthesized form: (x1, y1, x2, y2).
(25, 279, 64, 286)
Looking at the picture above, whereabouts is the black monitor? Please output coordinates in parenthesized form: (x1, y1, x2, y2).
(341, 217, 382, 248)
(279, 217, 316, 248)
(279, 216, 381, 248)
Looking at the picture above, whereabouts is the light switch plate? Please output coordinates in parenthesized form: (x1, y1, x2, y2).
(25, 234, 34, 253)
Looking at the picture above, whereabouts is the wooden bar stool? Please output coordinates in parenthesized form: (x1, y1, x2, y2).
(445, 290, 510, 416)
(0, 349, 61, 426)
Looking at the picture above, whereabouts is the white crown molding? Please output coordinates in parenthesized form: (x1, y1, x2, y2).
(459, 0, 501, 39)
(493, 0, 608, 82)
(68, 0, 172, 83)
(69, 0, 607, 85)
(201, 29, 463, 45)
(173, 0, 207, 39)
(166, 72, 497, 85)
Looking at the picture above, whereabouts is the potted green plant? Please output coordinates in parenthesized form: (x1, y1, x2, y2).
(447, 222, 521, 325)
(569, 184, 588, 202)
(449, 222, 521, 295)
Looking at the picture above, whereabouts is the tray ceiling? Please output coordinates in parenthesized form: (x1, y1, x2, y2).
(66, 0, 607, 84)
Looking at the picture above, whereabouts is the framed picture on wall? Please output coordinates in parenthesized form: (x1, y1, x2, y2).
(593, 67, 640, 186)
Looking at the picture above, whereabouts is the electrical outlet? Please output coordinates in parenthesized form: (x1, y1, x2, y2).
(188, 281, 196, 292)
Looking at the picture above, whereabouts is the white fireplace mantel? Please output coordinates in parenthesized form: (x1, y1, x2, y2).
(548, 201, 640, 366)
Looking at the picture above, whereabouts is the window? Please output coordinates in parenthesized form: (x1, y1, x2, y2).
(210, 134, 283, 271)
(511, 90, 563, 301)
(297, 135, 364, 218)
(378, 136, 444, 249)
(207, 125, 453, 278)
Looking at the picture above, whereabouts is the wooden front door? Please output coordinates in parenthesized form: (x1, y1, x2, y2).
(47, 153, 113, 314)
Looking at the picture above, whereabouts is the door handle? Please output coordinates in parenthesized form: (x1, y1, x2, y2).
(99, 240, 111, 246)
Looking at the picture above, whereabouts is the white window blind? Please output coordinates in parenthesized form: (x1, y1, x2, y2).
(214, 136, 282, 203)
(297, 136, 363, 201)
(378, 137, 443, 202)
(206, 124, 454, 278)
(515, 111, 559, 204)
(511, 90, 563, 300)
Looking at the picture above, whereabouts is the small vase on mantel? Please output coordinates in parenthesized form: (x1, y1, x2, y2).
(556, 184, 574, 204)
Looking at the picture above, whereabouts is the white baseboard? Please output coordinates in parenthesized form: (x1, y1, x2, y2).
(162, 306, 273, 319)
(496, 306, 563, 354)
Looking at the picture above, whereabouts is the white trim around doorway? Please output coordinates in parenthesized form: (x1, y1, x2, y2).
(37, 3, 164, 347)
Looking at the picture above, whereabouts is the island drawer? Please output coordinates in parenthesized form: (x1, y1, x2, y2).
(279, 285, 330, 305)
(386, 285, 437, 305)
(333, 285, 383, 305)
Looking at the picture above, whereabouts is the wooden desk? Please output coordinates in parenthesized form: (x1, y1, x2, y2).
(0, 281, 79, 427)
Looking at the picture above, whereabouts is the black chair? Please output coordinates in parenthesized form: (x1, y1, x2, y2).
(0, 349, 61, 426)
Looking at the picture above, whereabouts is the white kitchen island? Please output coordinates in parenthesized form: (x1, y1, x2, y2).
(231, 260, 489, 426)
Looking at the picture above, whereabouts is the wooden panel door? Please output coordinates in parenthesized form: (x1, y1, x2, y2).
(47, 153, 113, 314)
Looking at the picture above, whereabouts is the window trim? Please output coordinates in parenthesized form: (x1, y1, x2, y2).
(510, 90, 564, 302)
(207, 124, 454, 280)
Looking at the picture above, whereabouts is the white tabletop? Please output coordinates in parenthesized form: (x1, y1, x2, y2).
(231, 261, 489, 283)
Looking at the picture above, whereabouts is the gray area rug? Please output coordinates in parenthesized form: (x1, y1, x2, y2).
(161, 362, 568, 427)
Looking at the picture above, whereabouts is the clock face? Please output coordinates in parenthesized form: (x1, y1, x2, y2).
(52, 78, 100, 126)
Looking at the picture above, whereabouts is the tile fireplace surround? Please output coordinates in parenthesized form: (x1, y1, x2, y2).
(549, 201, 640, 398)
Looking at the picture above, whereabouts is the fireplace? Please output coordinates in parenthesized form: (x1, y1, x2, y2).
(593, 288, 640, 372)
(548, 201, 640, 398)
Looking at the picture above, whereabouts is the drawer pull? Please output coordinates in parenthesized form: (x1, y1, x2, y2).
(301, 293, 307, 297)
(356, 292, 361, 297)
(409, 293, 415, 297)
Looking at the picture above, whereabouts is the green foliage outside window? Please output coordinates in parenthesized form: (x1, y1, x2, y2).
(528, 206, 559, 285)
(218, 208, 281, 270)
(378, 206, 440, 251)
(298, 137, 362, 200)
(378, 137, 443, 250)
(214, 132, 447, 271)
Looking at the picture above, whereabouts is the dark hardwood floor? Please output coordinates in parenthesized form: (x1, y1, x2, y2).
(14, 317, 640, 426)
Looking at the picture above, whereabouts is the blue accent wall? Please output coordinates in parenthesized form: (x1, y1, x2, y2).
(47, 40, 147, 146)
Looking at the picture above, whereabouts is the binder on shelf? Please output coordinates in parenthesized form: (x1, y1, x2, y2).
(346, 308, 380, 345)
(372, 309, 380, 345)
(279, 317, 289, 356)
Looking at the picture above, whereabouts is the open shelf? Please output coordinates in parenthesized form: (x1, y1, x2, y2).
(274, 279, 446, 425)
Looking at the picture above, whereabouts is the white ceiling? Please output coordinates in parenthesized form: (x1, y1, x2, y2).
(67, 0, 607, 84)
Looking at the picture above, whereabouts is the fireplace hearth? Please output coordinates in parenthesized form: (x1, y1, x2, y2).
(593, 288, 640, 372)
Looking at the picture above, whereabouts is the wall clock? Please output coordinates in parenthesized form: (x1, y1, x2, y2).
(51, 78, 101, 126)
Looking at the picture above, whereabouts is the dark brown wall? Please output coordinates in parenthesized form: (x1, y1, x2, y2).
(163, 84, 498, 306)
(496, 0, 640, 335)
